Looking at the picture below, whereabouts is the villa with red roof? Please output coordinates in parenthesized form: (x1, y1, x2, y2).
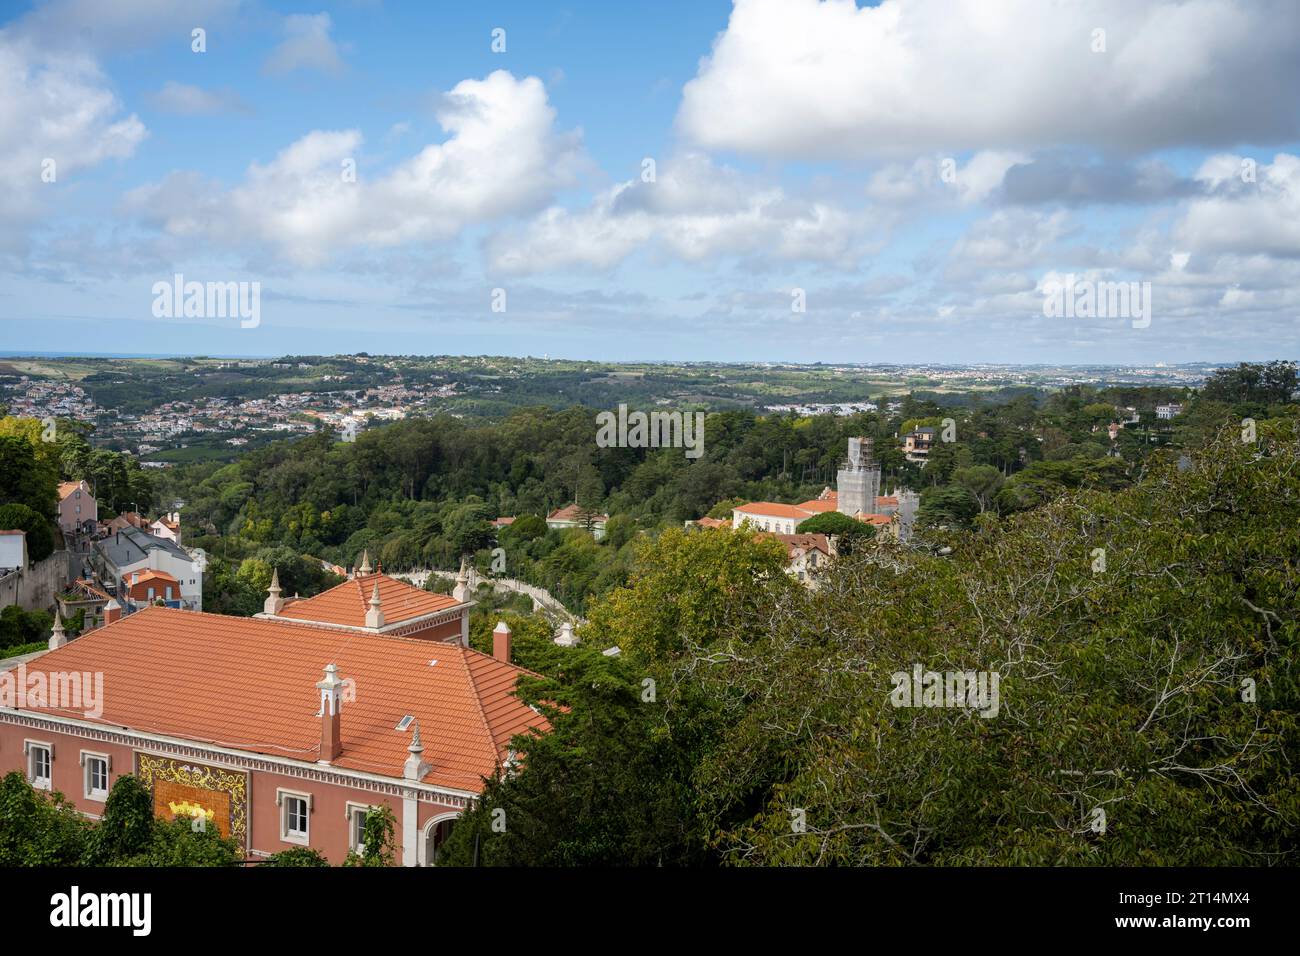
(57, 479, 96, 535)
(0, 559, 544, 865)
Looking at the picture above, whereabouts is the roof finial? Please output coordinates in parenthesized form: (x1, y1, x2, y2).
(358, 549, 373, 576)
(48, 607, 67, 651)
(365, 579, 385, 629)
(264, 567, 285, 615)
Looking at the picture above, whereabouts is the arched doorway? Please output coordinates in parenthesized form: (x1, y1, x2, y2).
(422, 814, 458, 866)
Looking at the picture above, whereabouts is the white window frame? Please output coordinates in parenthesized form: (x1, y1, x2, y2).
(345, 802, 372, 855)
(81, 751, 111, 802)
(276, 788, 312, 845)
(24, 739, 53, 791)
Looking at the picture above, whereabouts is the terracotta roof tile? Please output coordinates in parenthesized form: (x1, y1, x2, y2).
(276, 572, 462, 628)
(24, 606, 547, 792)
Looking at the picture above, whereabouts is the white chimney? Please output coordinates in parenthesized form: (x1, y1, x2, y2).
(555, 621, 579, 647)
(316, 663, 344, 763)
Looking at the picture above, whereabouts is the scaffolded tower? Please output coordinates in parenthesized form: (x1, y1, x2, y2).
(836, 436, 881, 517)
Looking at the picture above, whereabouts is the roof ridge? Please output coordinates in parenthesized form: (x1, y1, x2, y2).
(453, 643, 504, 770)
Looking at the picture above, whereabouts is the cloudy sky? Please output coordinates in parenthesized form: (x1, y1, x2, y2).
(1, 0, 1299, 363)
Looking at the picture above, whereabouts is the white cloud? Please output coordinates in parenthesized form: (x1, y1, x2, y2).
(0, 28, 146, 255)
(125, 71, 583, 266)
(1175, 153, 1300, 257)
(263, 12, 346, 76)
(678, 0, 1300, 158)
(487, 152, 871, 275)
(866, 151, 1029, 206)
(149, 81, 249, 114)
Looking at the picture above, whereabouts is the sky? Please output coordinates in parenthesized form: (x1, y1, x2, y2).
(1, 0, 1299, 364)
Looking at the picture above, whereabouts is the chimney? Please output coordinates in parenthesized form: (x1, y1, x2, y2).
(316, 663, 344, 763)
(493, 620, 512, 663)
(48, 608, 67, 651)
(365, 580, 385, 629)
(264, 567, 284, 615)
(103, 598, 121, 625)
(554, 621, 578, 647)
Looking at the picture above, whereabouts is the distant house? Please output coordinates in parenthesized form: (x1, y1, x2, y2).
(1156, 403, 1184, 421)
(732, 502, 814, 535)
(547, 504, 608, 540)
(92, 526, 203, 612)
(766, 532, 832, 584)
(687, 516, 729, 530)
(0, 530, 27, 571)
(491, 517, 515, 529)
(902, 427, 936, 464)
(125, 569, 182, 607)
(105, 512, 148, 535)
(149, 512, 181, 544)
(58, 578, 112, 631)
(57, 480, 97, 534)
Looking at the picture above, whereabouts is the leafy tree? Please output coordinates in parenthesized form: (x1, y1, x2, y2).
(916, 485, 980, 529)
(344, 805, 397, 866)
(82, 775, 155, 863)
(584, 526, 793, 662)
(0, 771, 88, 865)
(263, 847, 330, 866)
(795, 511, 875, 553)
(0, 503, 56, 562)
(1202, 361, 1298, 405)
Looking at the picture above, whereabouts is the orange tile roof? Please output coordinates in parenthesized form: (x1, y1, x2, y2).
(733, 502, 813, 520)
(24, 606, 547, 791)
(765, 532, 831, 558)
(547, 504, 608, 522)
(794, 499, 840, 514)
(58, 480, 88, 501)
(875, 496, 899, 507)
(275, 573, 462, 628)
(693, 517, 729, 528)
(128, 569, 179, 587)
(857, 513, 895, 526)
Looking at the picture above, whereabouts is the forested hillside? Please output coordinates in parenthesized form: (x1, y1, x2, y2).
(440, 416, 1300, 865)
(155, 363, 1292, 617)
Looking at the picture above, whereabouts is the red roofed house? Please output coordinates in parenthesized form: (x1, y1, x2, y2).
(57, 480, 96, 535)
(765, 533, 832, 583)
(125, 569, 182, 607)
(547, 504, 609, 540)
(0, 566, 542, 865)
(148, 512, 181, 544)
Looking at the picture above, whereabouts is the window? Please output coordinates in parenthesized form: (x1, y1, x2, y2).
(278, 789, 311, 845)
(348, 804, 369, 854)
(83, 752, 110, 801)
(26, 742, 52, 790)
